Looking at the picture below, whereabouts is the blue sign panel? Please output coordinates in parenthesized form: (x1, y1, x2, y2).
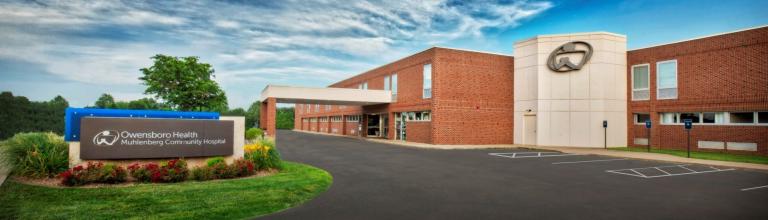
(683, 119, 693, 130)
(64, 108, 219, 141)
(645, 120, 652, 128)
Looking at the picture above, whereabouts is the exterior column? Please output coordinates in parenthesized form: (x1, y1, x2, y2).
(260, 97, 277, 137)
(341, 115, 347, 135)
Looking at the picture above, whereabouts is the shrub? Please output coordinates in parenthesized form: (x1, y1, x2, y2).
(190, 166, 215, 181)
(3, 132, 69, 178)
(206, 157, 226, 167)
(232, 159, 255, 177)
(127, 159, 188, 183)
(127, 163, 159, 183)
(99, 164, 128, 184)
(211, 161, 236, 179)
(59, 162, 127, 186)
(245, 128, 263, 140)
(244, 138, 283, 170)
(163, 159, 188, 183)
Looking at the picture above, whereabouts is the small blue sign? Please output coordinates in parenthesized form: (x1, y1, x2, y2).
(683, 119, 693, 130)
(64, 108, 220, 142)
(645, 120, 652, 128)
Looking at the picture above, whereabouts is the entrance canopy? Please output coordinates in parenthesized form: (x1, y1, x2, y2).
(259, 85, 392, 137)
(260, 85, 392, 105)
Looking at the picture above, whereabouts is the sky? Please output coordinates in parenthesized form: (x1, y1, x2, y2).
(1, 0, 766, 109)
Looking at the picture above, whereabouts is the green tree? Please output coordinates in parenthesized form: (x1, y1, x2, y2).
(94, 93, 115, 108)
(246, 101, 261, 128)
(275, 107, 294, 129)
(0, 92, 68, 139)
(139, 54, 228, 111)
(222, 108, 246, 117)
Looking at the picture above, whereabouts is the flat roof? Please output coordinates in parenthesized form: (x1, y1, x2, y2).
(629, 25, 768, 51)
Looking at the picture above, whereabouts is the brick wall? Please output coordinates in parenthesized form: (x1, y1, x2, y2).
(406, 121, 432, 144)
(431, 48, 515, 144)
(627, 26, 768, 155)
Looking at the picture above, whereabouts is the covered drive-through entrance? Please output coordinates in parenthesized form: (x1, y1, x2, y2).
(259, 85, 392, 137)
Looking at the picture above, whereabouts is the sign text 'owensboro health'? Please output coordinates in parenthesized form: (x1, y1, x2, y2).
(80, 117, 234, 159)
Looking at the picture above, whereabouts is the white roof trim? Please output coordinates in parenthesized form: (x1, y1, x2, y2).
(629, 25, 768, 51)
(514, 31, 627, 44)
(329, 46, 510, 87)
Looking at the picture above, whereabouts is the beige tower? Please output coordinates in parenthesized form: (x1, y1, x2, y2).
(513, 32, 628, 148)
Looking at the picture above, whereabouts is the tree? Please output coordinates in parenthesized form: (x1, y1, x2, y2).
(139, 54, 228, 112)
(0, 92, 68, 139)
(94, 93, 115, 108)
(221, 108, 246, 117)
(246, 101, 261, 128)
(276, 107, 294, 129)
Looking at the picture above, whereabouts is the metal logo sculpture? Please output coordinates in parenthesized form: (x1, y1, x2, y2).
(547, 41, 593, 72)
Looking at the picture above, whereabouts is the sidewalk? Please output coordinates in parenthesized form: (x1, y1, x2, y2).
(529, 146, 768, 172)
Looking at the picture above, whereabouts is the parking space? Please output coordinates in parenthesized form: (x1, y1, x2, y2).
(489, 150, 763, 191)
(268, 131, 768, 220)
(606, 164, 735, 179)
(488, 151, 581, 159)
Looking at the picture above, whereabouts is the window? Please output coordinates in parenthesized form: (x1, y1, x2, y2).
(400, 111, 431, 122)
(306, 104, 310, 113)
(660, 113, 677, 124)
(759, 112, 768, 124)
(345, 115, 360, 122)
(331, 116, 342, 122)
(326, 105, 331, 111)
(702, 112, 725, 124)
(315, 104, 319, 112)
(631, 64, 650, 100)
(392, 73, 398, 100)
(358, 82, 368, 90)
(384, 76, 390, 91)
(679, 113, 700, 123)
(423, 64, 432, 98)
(297, 104, 302, 113)
(657, 60, 677, 99)
(729, 112, 754, 124)
(634, 113, 650, 124)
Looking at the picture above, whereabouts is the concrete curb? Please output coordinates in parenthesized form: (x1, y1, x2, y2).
(291, 129, 518, 150)
(528, 146, 768, 172)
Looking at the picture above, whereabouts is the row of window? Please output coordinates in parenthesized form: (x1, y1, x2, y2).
(302, 115, 362, 123)
(634, 112, 768, 125)
(355, 63, 431, 99)
(396, 111, 432, 122)
(631, 60, 677, 100)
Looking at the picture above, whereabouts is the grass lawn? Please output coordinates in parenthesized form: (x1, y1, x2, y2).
(609, 147, 768, 164)
(0, 162, 332, 220)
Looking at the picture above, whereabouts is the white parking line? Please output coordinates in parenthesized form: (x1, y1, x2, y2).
(552, 158, 628, 165)
(606, 164, 735, 179)
(489, 152, 582, 159)
(741, 185, 768, 191)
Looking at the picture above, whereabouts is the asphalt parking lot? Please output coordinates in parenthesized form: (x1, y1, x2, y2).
(261, 130, 768, 220)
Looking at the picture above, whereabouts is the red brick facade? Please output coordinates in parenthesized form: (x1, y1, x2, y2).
(627, 27, 768, 155)
(292, 27, 767, 154)
(293, 47, 514, 144)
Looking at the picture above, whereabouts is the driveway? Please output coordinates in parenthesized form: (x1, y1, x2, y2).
(262, 130, 768, 220)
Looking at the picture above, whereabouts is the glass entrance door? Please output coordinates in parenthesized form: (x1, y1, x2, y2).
(395, 113, 406, 140)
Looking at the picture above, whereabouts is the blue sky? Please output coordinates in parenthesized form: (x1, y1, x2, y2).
(1, 0, 766, 109)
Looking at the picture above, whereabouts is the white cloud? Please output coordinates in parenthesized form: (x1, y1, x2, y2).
(0, 0, 553, 108)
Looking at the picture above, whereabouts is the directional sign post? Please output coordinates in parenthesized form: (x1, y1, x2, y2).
(645, 119, 652, 152)
(602, 120, 608, 149)
(684, 119, 693, 158)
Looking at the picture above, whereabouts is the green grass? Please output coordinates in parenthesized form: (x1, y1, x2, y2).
(609, 147, 768, 164)
(0, 162, 332, 220)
